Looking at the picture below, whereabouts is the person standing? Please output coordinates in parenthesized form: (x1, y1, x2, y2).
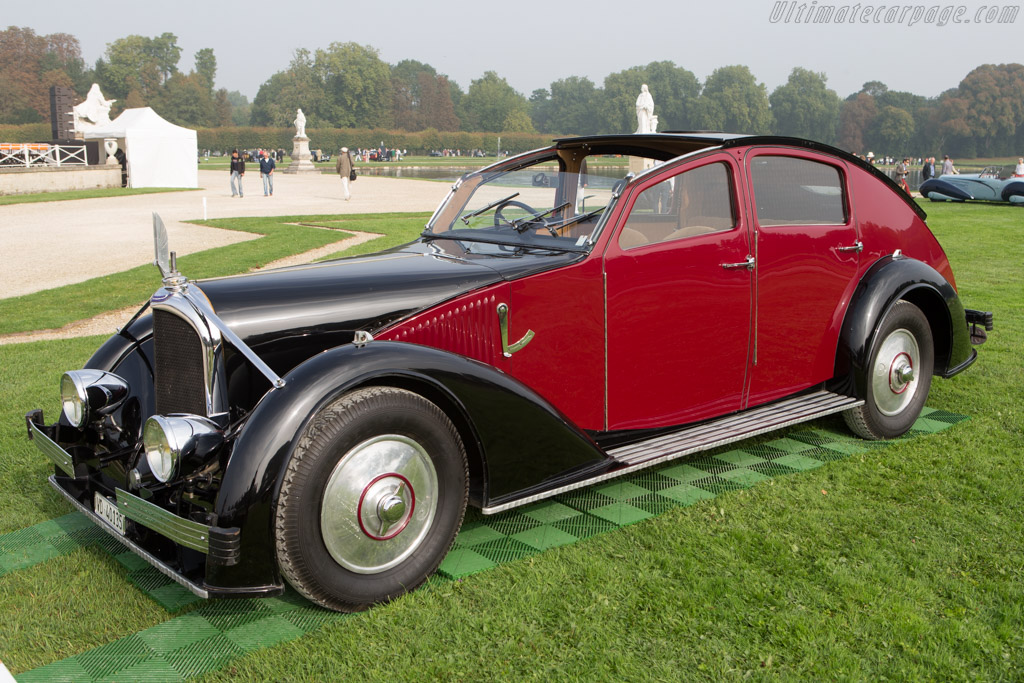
(335, 146, 354, 201)
(230, 149, 245, 198)
(1014, 157, 1024, 177)
(921, 156, 935, 182)
(259, 150, 276, 196)
(941, 155, 957, 176)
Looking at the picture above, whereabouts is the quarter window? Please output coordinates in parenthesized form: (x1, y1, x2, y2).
(619, 162, 736, 250)
(751, 156, 847, 226)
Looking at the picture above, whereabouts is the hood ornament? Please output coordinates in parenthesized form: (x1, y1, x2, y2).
(153, 213, 187, 288)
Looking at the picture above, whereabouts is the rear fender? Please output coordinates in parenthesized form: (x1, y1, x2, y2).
(833, 255, 973, 398)
(207, 340, 607, 590)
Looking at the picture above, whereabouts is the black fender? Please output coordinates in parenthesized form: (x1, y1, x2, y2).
(919, 178, 972, 201)
(1001, 180, 1024, 202)
(206, 340, 608, 591)
(833, 255, 974, 399)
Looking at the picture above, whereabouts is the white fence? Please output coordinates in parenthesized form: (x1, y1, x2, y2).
(0, 143, 89, 168)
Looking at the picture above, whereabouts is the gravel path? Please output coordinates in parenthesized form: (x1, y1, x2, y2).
(0, 169, 449, 343)
(0, 169, 449, 299)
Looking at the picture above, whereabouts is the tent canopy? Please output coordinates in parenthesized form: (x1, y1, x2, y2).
(85, 108, 197, 189)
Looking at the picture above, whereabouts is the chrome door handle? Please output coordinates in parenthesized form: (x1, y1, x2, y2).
(721, 255, 755, 270)
(837, 241, 863, 253)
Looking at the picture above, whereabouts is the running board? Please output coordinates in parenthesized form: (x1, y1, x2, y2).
(481, 391, 862, 515)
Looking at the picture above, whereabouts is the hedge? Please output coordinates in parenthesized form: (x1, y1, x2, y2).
(195, 127, 553, 156)
(0, 124, 52, 143)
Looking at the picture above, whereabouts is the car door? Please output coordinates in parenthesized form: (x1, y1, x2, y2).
(744, 150, 860, 405)
(604, 155, 753, 431)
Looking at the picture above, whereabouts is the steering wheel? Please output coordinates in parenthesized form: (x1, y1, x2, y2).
(494, 200, 543, 228)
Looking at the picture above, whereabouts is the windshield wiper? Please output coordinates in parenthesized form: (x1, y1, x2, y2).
(511, 202, 571, 232)
(544, 207, 605, 231)
(460, 192, 520, 225)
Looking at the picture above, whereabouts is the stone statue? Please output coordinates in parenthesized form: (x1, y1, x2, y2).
(73, 84, 116, 133)
(635, 84, 655, 134)
(294, 108, 307, 139)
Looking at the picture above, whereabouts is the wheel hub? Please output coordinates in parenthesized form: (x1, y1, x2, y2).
(320, 435, 438, 574)
(872, 328, 921, 417)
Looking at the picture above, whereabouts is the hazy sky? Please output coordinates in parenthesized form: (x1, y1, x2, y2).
(9, 0, 1022, 101)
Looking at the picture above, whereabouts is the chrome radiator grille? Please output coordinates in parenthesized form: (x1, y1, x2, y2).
(153, 309, 207, 415)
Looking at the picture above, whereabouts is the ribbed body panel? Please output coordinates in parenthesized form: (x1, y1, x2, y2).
(380, 294, 500, 364)
(153, 309, 207, 415)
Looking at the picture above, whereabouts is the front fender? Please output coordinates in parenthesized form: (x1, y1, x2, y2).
(833, 255, 973, 399)
(206, 341, 607, 591)
(920, 178, 973, 201)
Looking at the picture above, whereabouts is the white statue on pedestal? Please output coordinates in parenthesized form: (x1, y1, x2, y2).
(635, 84, 655, 134)
(294, 108, 307, 139)
(73, 84, 116, 133)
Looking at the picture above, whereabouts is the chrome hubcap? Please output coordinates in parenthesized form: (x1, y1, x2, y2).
(872, 328, 921, 416)
(321, 435, 438, 574)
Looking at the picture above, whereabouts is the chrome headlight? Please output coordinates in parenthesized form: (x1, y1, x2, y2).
(143, 415, 224, 483)
(60, 370, 129, 428)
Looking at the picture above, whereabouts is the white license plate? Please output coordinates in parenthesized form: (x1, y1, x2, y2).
(94, 491, 125, 535)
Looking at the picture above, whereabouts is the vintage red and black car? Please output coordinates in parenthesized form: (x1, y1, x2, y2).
(27, 133, 992, 612)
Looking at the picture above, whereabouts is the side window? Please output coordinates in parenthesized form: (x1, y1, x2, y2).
(618, 162, 736, 250)
(751, 156, 847, 226)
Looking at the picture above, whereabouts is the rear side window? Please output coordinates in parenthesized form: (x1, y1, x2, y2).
(751, 156, 847, 226)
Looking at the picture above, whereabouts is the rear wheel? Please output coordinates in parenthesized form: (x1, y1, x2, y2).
(275, 386, 468, 612)
(844, 300, 934, 440)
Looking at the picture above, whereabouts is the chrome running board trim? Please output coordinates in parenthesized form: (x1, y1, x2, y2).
(30, 421, 75, 477)
(48, 475, 210, 599)
(481, 391, 862, 515)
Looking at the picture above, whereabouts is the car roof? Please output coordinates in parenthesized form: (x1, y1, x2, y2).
(552, 133, 926, 221)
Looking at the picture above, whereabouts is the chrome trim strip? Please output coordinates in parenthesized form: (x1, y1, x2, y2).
(198, 302, 286, 389)
(30, 422, 75, 477)
(481, 391, 863, 515)
(115, 488, 211, 554)
(47, 475, 210, 599)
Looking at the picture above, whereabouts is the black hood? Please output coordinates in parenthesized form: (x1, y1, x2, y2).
(197, 243, 503, 352)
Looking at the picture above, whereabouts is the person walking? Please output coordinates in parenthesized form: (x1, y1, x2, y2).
(229, 149, 245, 197)
(895, 158, 911, 193)
(259, 150, 276, 196)
(335, 146, 354, 201)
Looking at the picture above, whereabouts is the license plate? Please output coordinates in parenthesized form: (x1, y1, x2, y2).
(94, 491, 125, 535)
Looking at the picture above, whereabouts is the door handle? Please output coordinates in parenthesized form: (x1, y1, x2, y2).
(837, 241, 863, 253)
(721, 255, 755, 270)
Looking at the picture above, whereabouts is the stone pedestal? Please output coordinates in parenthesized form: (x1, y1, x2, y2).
(628, 156, 656, 175)
(282, 136, 319, 174)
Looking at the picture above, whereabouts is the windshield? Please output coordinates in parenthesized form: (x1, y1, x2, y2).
(425, 154, 628, 253)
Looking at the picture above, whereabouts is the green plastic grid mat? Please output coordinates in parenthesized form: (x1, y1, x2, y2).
(12, 407, 967, 682)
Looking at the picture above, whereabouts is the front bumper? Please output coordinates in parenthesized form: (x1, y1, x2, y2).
(28, 417, 253, 599)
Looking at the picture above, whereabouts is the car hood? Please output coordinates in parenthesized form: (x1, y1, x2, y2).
(196, 243, 505, 353)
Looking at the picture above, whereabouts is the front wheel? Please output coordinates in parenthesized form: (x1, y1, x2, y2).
(844, 300, 934, 440)
(275, 387, 468, 611)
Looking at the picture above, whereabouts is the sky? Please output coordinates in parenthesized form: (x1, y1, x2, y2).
(8, 0, 1023, 101)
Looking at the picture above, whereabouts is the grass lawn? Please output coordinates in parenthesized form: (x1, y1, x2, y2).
(0, 186, 197, 206)
(0, 202, 1021, 680)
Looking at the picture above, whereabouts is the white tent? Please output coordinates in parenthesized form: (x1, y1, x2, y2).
(84, 108, 197, 189)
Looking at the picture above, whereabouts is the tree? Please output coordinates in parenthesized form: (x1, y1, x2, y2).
(314, 42, 393, 128)
(194, 48, 216, 91)
(769, 67, 840, 143)
(642, 61, 701, 131)
(390, 59, 436, 130)
(502, 109, 536, 133)
(544, 76, 602, 135)
(838, 93, 878, 152)
(250, 49, 326, 127)
(97, 33, 182, 102)
(937, 63, 1024, 156)
(870, 105, 915, 154)
(0, 27, 89, 123)
(694, 65, 772, 134)
(600, 65, 649, 133)
(226, 90, 251, 126)
(154, 73, 216, 127)
(529, 88, 552, 133)
(418, 73, 459, 131)
(461, 71, 529, 132)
